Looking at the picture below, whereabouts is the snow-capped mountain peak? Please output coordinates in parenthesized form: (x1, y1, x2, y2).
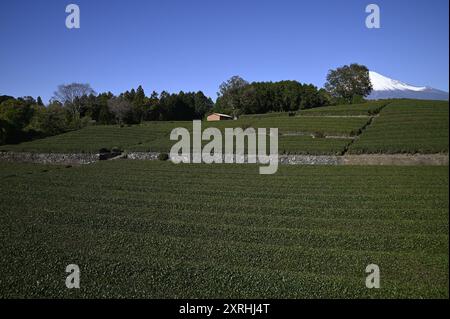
(369, 71, 427, 92)
(367, 71, 448, 101)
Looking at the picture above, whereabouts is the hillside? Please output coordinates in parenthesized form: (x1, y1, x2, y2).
(1, 99, 448, 156)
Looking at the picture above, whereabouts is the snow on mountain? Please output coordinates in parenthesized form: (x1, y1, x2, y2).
(369, 71, 427, 92)
(367, 71, 449, 101)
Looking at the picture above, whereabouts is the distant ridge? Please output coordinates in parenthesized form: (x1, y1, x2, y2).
(367, 71, 449, 101)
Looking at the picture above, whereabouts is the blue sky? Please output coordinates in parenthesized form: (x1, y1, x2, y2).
(0, 0, 448, 103)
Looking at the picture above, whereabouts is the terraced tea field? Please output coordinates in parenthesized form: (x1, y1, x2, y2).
(240, 101, 389, 117)
(2, 115, 369, 155)
(0, 161, 448, 298)
(1, 122, 183, 154)
(349, 100, 449, 154)
(299, 101, 389, 116)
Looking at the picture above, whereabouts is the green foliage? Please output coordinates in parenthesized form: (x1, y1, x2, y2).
(325, 64, 373, 103)
(215, 75, 249, 116)
(130, 85, 146, 122)
(0, 98, 36, 144)
(156, 91, 213, 121)
(0, 161, 447, 298)
(36, 96, 44, 106)
(28, 102, 67, 136)
(0, 95, 14, 104)
(0, 99, 34, 130)
(215, 78, 330, 116)
(0, 118, 12, 144)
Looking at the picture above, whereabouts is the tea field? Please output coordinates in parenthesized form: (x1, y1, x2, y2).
(0, 161, 448, 298)
(240, 101, 389, 117)
(1, 116, 368, 154)
(349, 100, 449, 154)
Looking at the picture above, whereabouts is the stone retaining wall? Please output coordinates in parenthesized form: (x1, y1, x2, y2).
(279, 155, 340, 165)
(341, 154, 449, 166)
(1, 151, 448, 166)
(0, 152, 98, 165)
(126, 152, 160, 160)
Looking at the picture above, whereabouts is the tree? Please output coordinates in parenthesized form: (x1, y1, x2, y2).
(18, 96, 36, 105)
(135, 85, 145, 106)
(52, 83, 96, 119)
(0, 118, 10, 144)
(133, 85, 146, 122)
(317, 88, 332, 106)
(324, 64, 372, 104)
(218, 75, 249, 97)
(150, 91, 159, 100)
(0, 95, 14, 104)
(151, 91, 213, 121)
(107, 97, 134, 125)
(216, 76, 249, 116)
(36, 96, 44, 106)
(300, 84, 323, 109)
(90, 92, 114, 124)
(0, 99, 34, 131)
(144, 91, 160, 121)
(28, 102, 67, 136)
(0, 98, 35, 144)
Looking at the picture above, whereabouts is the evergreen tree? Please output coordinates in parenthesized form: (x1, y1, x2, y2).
(135, 85, 145, 106)
(36, 96, 44, 106)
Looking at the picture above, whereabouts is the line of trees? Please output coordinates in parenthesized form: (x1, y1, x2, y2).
(214, 76, 332, 116)
(0, 95, 56, 144)
(56, 86, 214, 125)
(0, 86, 214, 144)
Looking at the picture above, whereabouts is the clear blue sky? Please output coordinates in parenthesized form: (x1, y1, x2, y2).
(0, 0, 448, 103)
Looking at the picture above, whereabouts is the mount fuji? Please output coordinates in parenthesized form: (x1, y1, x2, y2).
(367, 71, 449, 101)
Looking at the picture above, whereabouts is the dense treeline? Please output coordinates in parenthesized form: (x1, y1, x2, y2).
(0, 87, 213, 144)
(0, 95, 54, 144)
(71, 87, 213, 124)
(214, 77, 331, 116)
